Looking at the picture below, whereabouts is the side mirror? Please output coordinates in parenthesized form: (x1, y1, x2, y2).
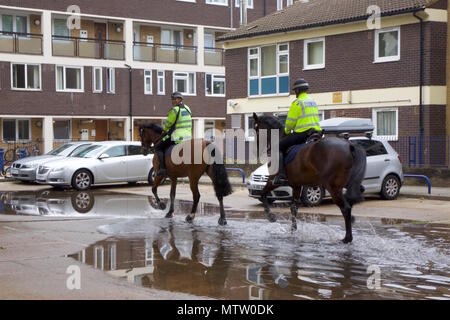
(98, 153, 110, 160)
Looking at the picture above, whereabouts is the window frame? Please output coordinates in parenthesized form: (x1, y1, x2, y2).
(205, 0, 228, 6)
(53, 119, 72, 141)
(106, 67, 115, 94)
(173, 72, 196, 96)
(10, 63, 42, 91)
(235, 0, 254, 9)
(0, 14, 29, 33)
(157, 70, 165, 95)
(277, 0, 283, 11)
(55, 65, 84, 93)
(205, 73, 226, 97)
(372, 108, 399, 141)
(248, 43, 289, 97)
(244, 113, 256, 142)
(374, 27, 401, 63)
(1, 118, 31, 142)
(304, 37, 326, 70)
(144, 69, 152, 95)
(92, 67, 102, 93)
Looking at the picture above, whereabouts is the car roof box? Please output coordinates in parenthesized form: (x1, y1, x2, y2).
(320, 118, 374, 138)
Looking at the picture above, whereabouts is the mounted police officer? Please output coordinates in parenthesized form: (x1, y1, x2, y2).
(273, 78, 322, 186)
(155, 92, 192, 177)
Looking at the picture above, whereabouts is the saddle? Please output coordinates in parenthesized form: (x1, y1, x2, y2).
(284, 131, 323, 165)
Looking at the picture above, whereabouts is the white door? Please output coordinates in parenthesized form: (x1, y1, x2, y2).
(95, 145, 127, 183)
(146, 35, 154, 47)
(80, 129, 89, 141)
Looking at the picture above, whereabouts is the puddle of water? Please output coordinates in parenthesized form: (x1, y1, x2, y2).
(1, 190, 449, 299)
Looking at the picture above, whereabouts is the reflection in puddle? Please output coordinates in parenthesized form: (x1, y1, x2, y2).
(1, 190, 449, 299)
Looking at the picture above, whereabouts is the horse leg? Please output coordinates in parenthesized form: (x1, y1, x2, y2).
(186, 177, 200, 223)
(205, 165, 227, 226)
(328, 187, 353, 244)
(290, 186, 302, 231)
(261, 177, 278, 223)
(152, 176, 166, 210)
(166, 178, 177, 218)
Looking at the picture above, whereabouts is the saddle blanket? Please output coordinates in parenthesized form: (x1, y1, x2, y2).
(285, 143, 307, 165)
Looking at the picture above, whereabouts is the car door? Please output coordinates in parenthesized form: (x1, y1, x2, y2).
(126, 145, 152, 181)
(95, 145, 127, 183)
(353, 140, 389, 192)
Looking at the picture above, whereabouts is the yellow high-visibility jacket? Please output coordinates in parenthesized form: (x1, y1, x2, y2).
(285, 92, 321, 135)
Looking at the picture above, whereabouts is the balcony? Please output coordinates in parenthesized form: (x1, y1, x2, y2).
(133, 42, 197, 64)
(52, 35, 125, 60)
(0, 31, 43, 55)
(204, 47, 224, 66)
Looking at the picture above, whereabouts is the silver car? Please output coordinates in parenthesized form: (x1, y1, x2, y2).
(10, 142, 92, 182)
(247, 137, 404, 206)
(36, 141, 154, 190)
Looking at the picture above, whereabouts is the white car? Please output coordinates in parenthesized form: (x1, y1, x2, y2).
(36, 141, 154, 190)
(247, 119, 404, 206)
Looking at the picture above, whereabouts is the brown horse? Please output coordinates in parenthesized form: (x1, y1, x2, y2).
(253, 113, 367, 243)
(139, 123, 232, 225)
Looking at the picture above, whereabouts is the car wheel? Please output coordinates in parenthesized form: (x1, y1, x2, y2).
(71, 191, 95, 214)
(71, 169, 93, 191)
(380, 174, 400, 200)
(300, 186, 324, 207)
(258, 198, 275, 204)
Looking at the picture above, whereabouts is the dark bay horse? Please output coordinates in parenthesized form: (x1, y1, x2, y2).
(140, 123, 232, 225)
(253, 113, 367, 243)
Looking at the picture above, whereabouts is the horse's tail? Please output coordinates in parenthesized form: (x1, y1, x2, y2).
(345, 143, 367, 206)
(208, 145, 233, 198)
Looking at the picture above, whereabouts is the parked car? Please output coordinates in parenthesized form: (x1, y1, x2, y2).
(10, 142, 92, 182)
(36, 141, 154, 190)
(247, 119, 404, 206)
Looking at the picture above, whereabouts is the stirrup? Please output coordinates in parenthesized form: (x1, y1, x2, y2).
(273, 174, 288, 186)
(156, 168, 167, 177)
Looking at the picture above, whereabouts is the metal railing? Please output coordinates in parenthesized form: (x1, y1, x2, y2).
(52, 35, 125, 60)
(0, 31, 43, 55)
(133, 42, 197, 64)
(204, 47, 224, 66)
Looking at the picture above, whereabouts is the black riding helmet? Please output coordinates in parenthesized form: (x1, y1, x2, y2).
(292, 78, 309, 92)
(171, 92, 183, 100)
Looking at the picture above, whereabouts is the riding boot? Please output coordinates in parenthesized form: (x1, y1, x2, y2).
(273, 153, 288, 186)
(156, 149, 167, 177)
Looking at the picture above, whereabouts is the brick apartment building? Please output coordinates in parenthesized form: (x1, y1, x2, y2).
(219, 0, 449, 167)
(0, 0, 295, 154)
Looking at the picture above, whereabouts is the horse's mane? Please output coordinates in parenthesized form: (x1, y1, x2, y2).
(140, 123, 164, 134)
(259, 115, 284, 130)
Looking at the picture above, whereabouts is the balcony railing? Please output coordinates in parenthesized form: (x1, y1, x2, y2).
(52, 35, 125, 60)
(133, 42, 197, 64)
(204, 47, 224, 66)
(0, 31, 43, 55)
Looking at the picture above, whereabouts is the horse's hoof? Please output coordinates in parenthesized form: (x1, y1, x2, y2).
(185, 215, 194, 223)
(165, 212, 173, 219)
(218, 218, 227, 226)
(268, 213, 277, 223)
(342, 236, 353, 244)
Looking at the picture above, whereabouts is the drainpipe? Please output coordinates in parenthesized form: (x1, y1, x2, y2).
(264, 0, 267, 16)
(413, 8, 425, 167)
(125, 64, 133, 141)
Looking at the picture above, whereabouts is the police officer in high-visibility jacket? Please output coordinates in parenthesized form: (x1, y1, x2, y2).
(155, 92, 192, 177)
(273, 78, 322, 185)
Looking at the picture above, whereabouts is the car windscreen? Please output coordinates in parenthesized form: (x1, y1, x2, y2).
(67, 144, 92, 156)
(71, 145, 104, 158)
(47, 144, 74, 156)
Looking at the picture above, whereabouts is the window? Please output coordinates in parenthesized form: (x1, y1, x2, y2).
(373, 108, 398, 141)
(248, 43, 289, 97)
(104, 146, 126, 158)
(204, 33, 215, 49)
(106, 68, 115, 94)
(127, 145, 143, 156)
(1, 14, 28, 33)
(161, 29, 183, 47)
(11, 64, 41, 90)
(304, 37, 325, 70)
(56, 66, 84, 92)
(173, 72, 196, 95)
(53, 19, 69, 37)
(206, 0, 228, 6)
(353, 140, 388, 157)
(93, 67, 102, 93)
(53, 120, 71, 140)
(375, 27, 400, 63)
(205, 74, 225, 97)
(157, 70, 165, 95)
(2, 119, 30, 142)
(235, 0, 253, 8)
(277, 0, 283, 10)
(287, 0, 294, 6)
(144, 70, 152, 95)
